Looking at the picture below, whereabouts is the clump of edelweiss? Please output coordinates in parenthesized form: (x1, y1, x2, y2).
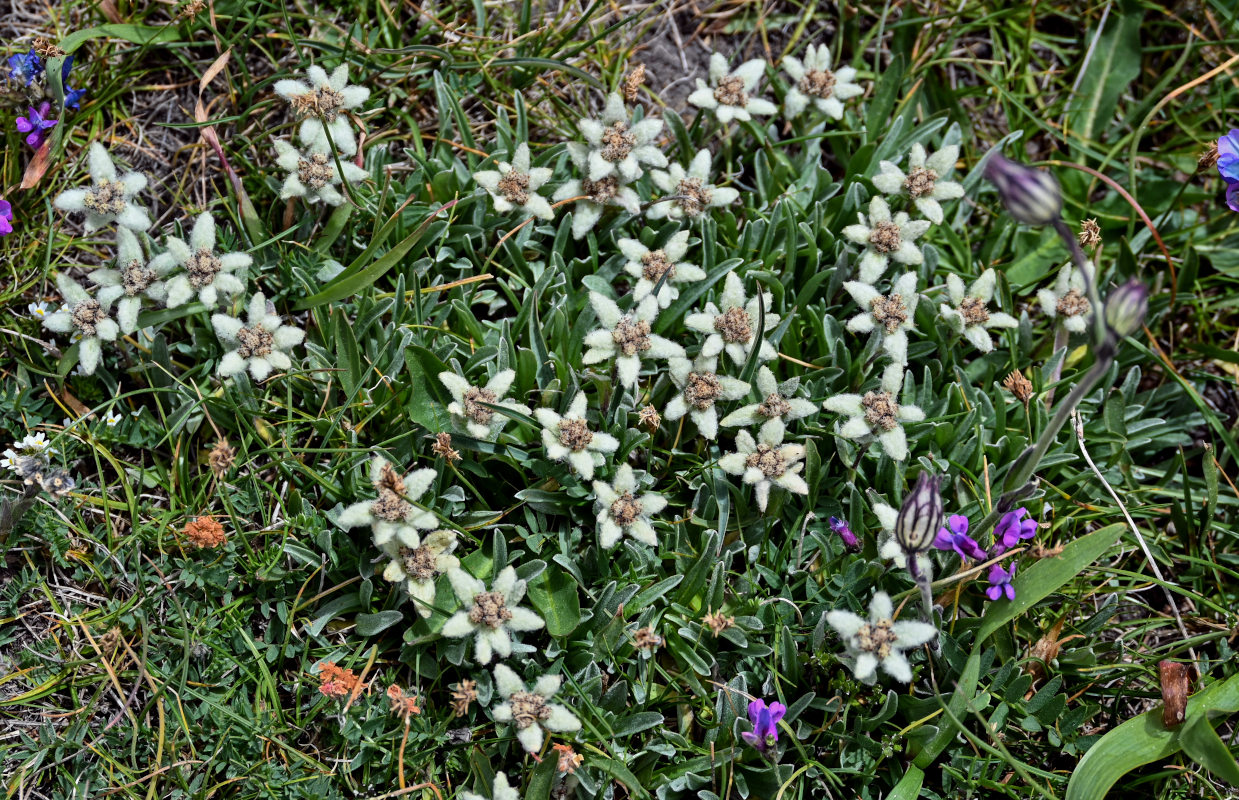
(843, 272, 920, 366)
(619, 231, 706, 313)
(338, 456, 439, 549)
(461, 772, 519, 800)
(688, 52, 777, 124)
(593, 463, 667, 549)
(826, 591, 937, 683)
(53, 143, 151, 232)
(718, 425, 808, 512)
(41, 274, 118, 375)
(843, 197, 931, 284)
(553, 145, 641, 240)
(567, 92, 666, 182)
(380, 529, 459, 618)
(685, 271, 778, 366)
(664, 356, 750, 441)
(274, 64, 369, 156)
(648, 149, 738, 222)
(781, 43, 864, 120)
(472, 143, 554, 220)
(1038, 261, 1093, 334)
(822, 363, 924, 461)
(534, 392, 619, 481)
(441, 567, 544, 665)
(273, 140, 368, 205)
(491, 663, 581, 752)
(720, 366, 817, 441)
(439, 368, 530, 440)
(154, 213, 251, 309)
(938, 269, 1018, 353)
(87, 227, 171, 335)
(210, 292, 305, 381)
(581, 292, 684, 389)
(871, 143, 964, 225)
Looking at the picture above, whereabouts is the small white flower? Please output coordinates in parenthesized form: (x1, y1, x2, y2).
(581, 292, 684, 389)
(684, 272, 779, 366)
(273, 64, 370, 156)
(273, 139, 369, 205)
(664, 356, 750, 441)
(1038, 261, 1093, 334)
(491, 663, 581, 752)
(380, 529, 460, 618)
(822, 363, 924, 461)
(592, 464, 667, 549)
(718, 425, 808, 512)
(534, 392, 619, 481)
(825, 591, 937, 684)
(938, 269, 1018, 353)
(567, 91, 666, 182)
(618, 231, 706, 313)
(154, 213, 251, 309)
(441, 567, 545, 665)
(337, 456, 440, 549)
(843, 272, 920, 366)
(687, 53, 777, 124)
(41, 274, 119, 375)
(211, 292, 305, 381)
(842, 197, 931, 284)
(461, 771, 520, 800)
(648, 149, 739, 222)
(472, 143, 554, 220)
(552, 142, 642, 240)
(719, 365, 817, 442)
(871, 144, 965, 225)
(28, 301, 51, 319)
(873, 500, 931, 573)
(104, 410, 122, 427)
(20, 432, 53, 455)
(439, 369, 530, 440)
(87, 227, 172, 335)
(53, 143, 151, 232)
(781, 43, 864, 120)
(0, 450, 18, 471)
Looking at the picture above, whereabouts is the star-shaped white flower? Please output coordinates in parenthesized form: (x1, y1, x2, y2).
(273, 64, 370, 156)
(87, 227, 173, 335)
(41, 274, 118, 375)
(825, 591, 937, 683)
(822, 363, 924, 461)
(472, 143, 554, 220)
(719, 366, 817, 442)
(718, 425, 808, 512)
(337, 456, 439, 549)
(380, 529, 460, 618)
(567, 91, 666, 182)
(210, 292, 304, 381)
(441, 567, 545, 665)
(648, 149, 739, 222)
(581, 292, 684, 389)
(781, 43, 864, 120)
(53, 143, 151, 232)
(593, 464, 667, 549)
(664, 356, 750, 441)
(938, 269, 1018, 353)
(273, 139, 369, 205)
(491, 663, 581, 752)
(871, 143, 965, 225)
(1038, 261, 1093, 334)
(619, 231, 706, 313)
(534, 392, 619, 481)
(154, 213, 251, 309)
(687, 53, 777, 124)
(684, 271, 779, 366)
(842, 197, 930, 284)
(461, 771, 520, 800)
(552, 146, 642, 241)
(843, 272, 920, 365)
(439, 369, 530, 440)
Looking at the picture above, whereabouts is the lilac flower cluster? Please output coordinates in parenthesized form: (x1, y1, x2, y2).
(928, 507, 1038, 602)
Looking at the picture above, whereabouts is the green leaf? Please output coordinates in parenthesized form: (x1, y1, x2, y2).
(523, 749, 559, 800)
(1181, 711, 1239, 786)
(526, 567, 581, 637)
(354, 610, 403, 637)
(60, 24, 181, 53)
(593, 756, 651, 799)
(1066, 2, 1143, 146)
(610, 711, 665, 738)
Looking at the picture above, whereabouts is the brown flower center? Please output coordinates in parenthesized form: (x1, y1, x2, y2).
(582, 176, 618, 204)
(121, 260, 157, 296)
(509, 690, 552, 729)
(558, 417, 594, 451)
(871, 294, 908, 333)
(862, 390, 899, 432)
(374, 461, 406, 495)
(745, 442, 786, 477)
(856, 619, 897, 659)
(468, 591, 513, 629)
(675, 177, 713, 217)
(463, 386, 497, 426)
(758, 393, 791, 418)
(83, 181, 128, 215)
(959, 296, 990, 326)
(609, 492, 643, 526)
(903, 167, 938, 199)
(799, 69, 837, 99)
(611, 315, 651, 356)
(713, 75, 748, 107)
(186, 248, 222, 288)
(298, 152, 335, 190)
(371, 488, 412, 522)
(497, 170, 531, 205)
(684, 371, 722, 410)
(235, 326, 274, 359)
(600, 121, 636, 162)
(868, 221, 902, 254)
(71, 299, 105, 336)
(400, 545, 439, 581)
(641, 250, 675, 284)
(713, 306, 753, 343)
(1057, 288, 1090, 318)
(291, 85, 345, 122)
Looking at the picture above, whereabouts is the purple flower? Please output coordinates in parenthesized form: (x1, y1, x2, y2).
(16, 102, 58, 150)
(985, 562, 1016, 601)
(0, 200, 12, 237)
(829, 516, 860, 551)
(932, 514, 986, 561)
(740, 698, 786, 753)
(1227, 183, 1239, 214)
(993, 508, 1037, 553)
(1218, 130, 1239, 185)
(60, 56, 86, 110)
(7, 50, 42, 86)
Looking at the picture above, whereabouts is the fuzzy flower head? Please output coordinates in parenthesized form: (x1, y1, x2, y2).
(439, 368, 529, 440)
(822, 363, 925, 461)
(781, 44, 864, 120)
(473, 143, 554, 220)
(993, 507, 1038, 553)
(842, 197, 930, 285)
(619, 231, 706, 313)
(592, 463, 667, 549)
(685, 271, 779, 367)
(843, 272, 920, 365)
(552, 144, 642, 240)
(211, 292, 304, 381)
(648, 149, 739, 222)
(938, 269, 1018, 353)
(337, 456, 440, 549)
(932, 514, 986, 561)
(718, 425, 808, 512)
(826, 591, 937, 684)
(273, 139, 368, 205)
(273, 64, 369, 156)
(567, 91, 666, 183)
(491, 663, 581, 752)
(16, 102, 57, 150)
(53, 143, 151, 232)
(741, 699, 786, 752)
(442, 567, 545, 665)
(381, 529, 460, 618)
(986, 562, 1017, 601)
(534, 392, 619, 481)
(688, 53, 776, 124)
(41, 274, 118, 375)
(664, 356, 750, 441)
(155, 213, 251, 309)
(719, 365, 817, 442)
(461, 772, 520, 800)
(581, 292, 684, 389)
(872, 143, 964, 225)
(1038, 261, 1093, 334)
(87, 227, 171, 334)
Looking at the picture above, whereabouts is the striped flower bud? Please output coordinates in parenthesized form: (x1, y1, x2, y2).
(895, 472, 943, 554)
(983, 153, 1063, 226)
(1103, 278, 1148, 340)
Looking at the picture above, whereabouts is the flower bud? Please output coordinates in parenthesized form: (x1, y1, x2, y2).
(895, 472, 943, 554)
(1103, 278, 1148, 339)
(983, 153, 1063, 226)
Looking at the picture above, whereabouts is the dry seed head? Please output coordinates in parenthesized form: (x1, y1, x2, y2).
(622, 64, 646, 102)
(183, 515, 227, 548)
(433, 432, 461, 461)
(1078, 219, 1101, 248)
(1002, 370, 1034, 403)
(34, 39, 65, 59)
(638, 404, 661, 432)
(371, 489, 411, 522)
(702, 609, 734, 636)
(450, 679, 478, 716)
(71, 299, 105, 336)
(209, 438, 235, 477)
(1198, 142, 1220, 172)
(632, 626, 663, 650)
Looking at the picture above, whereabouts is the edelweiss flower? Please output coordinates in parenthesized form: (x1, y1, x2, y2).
(553, 145, 641, 240)
(211, 292, 305, 381)
(88, 227, 171, 334)
(337, 456, 439, 549)
(664, 356, 750, 441)
(685, 272, 779, 366)
(441, 567, 544, 665)
(534, 392, 619, 481)
(566, 91, 666, 182)
(873, 500, 931, 573)
(822, 363, 924, 461)
(592, 463, 667, 549)
(938, 269, 1018, 353)
(826, 591, 937, 683)
(687, 53, 776, 124)
(648, 149, 739, 222)
(472, 143, 554, 220)
(53, 143, 151, 232)
(719, 366, 816, 441)
(1038, 261, 1093, 334)
(843, 272, 920, 365)
(871, 143, 965, 225)
(439, 369, 530, 440)
(718, 425, 808, 512)
(461, 772, 520, 800)
(274, 64, 369, 156)
(381, 529, 460, 618)
(491, 663, 581, 752)
(154, 213, 250, 309)
(619, 231, 706, 313)
(581, 292, 684, 389)
(273, 139, 369, 205)
(41, 274, 118, 375)
(842, 197, 930, 284)
(781, 43, 864, 120)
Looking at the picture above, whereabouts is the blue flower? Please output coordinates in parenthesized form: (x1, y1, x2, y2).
(60, 55, 86, 110)
(1218, 130, 1239, 185)
(0, 199, 13, 237)
(7, 50, 42, 86)
(741, 698, 786, 753)
(932, 514, 986, 560)
(993, 508, 1037, 553)
(985, 562, 1016, 601)
(16, 102, 58, 150)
